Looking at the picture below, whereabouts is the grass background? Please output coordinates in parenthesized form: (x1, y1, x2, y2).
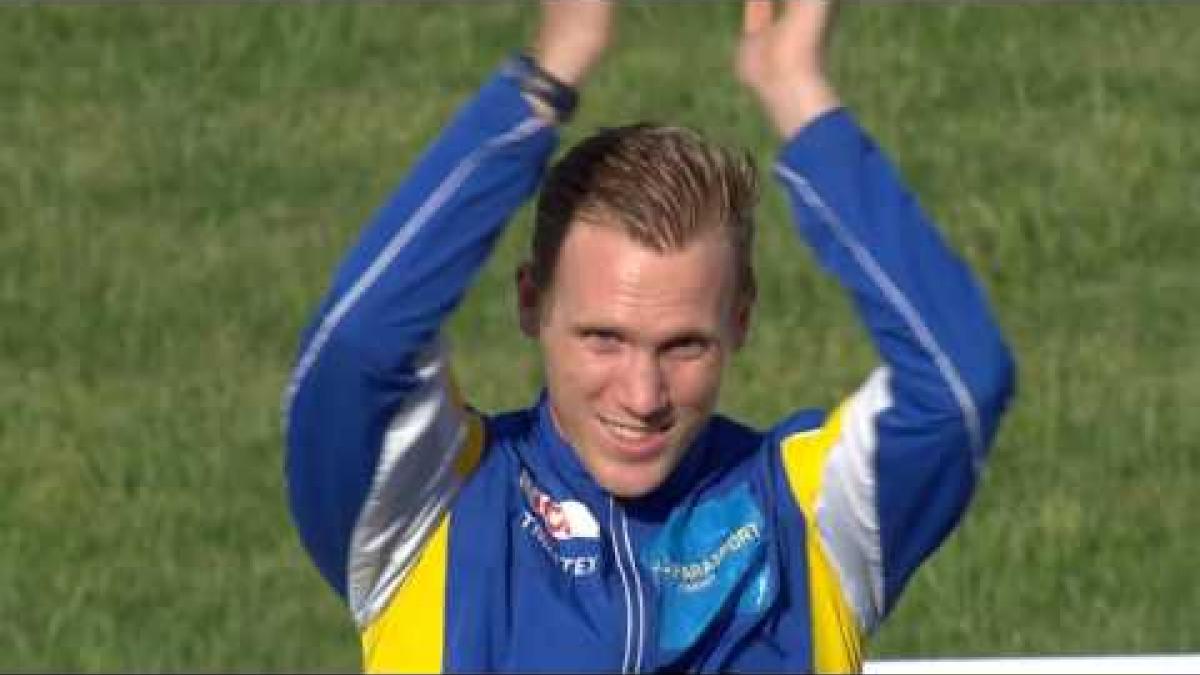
(3, 2, 1198, 670)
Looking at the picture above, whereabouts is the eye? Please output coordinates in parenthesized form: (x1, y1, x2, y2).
(580, 329, 623, 354)
(663, 336, 712, 361)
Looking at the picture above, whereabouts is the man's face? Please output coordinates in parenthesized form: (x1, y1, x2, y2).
(518, 222, 751, 499)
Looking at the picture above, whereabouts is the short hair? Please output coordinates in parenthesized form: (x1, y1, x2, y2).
(531, 123, 759, 301)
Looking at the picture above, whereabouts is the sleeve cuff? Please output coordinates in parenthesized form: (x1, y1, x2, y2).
(461, 63, 562, 140)
(776, 106, 863, 172)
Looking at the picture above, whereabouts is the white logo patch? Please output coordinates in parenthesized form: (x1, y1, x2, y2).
(519, 470, 600, 540)
(517, 470, 601, 577)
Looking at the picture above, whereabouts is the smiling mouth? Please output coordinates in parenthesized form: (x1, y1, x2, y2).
(600, 417, 673, 456)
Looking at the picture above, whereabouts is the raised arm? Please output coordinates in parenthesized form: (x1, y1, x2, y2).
(284, 1, 614, 626)
(740, 0, 1016, 654)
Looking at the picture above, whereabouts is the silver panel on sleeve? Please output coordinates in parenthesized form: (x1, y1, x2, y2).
(814, 366, 890, 634)
(346, 339, 472, 627)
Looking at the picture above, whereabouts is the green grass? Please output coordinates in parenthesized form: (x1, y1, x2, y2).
(2, 3, 1197, 670)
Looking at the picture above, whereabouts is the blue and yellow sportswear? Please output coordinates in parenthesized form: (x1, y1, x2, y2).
(284, 64, 1016, 673)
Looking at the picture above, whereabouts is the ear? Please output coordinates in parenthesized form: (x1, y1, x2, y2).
(516, 262, 543, 339)
(730, 284, 756, 351)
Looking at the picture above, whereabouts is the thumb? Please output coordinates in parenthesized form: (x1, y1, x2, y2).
(743, 0, 775, 36)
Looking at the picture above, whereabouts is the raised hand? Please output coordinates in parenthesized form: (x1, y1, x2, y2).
(736, 0, 841, 138)
(531, 0, 616, 88)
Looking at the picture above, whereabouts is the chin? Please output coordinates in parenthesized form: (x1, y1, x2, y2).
(592, 458, 673, 500)
(605, 480, 658, 500)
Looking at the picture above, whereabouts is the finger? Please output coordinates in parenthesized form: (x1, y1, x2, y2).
(743, 0, 774, 35)
(781, 0, 836, 28)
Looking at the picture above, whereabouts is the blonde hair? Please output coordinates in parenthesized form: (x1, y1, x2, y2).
(532, 124, 760, 300)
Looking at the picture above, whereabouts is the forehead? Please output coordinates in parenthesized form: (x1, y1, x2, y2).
(547, 223, 737, 329)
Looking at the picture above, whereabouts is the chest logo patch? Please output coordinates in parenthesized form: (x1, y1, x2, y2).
(519, 470, 600, 541)
(517, 470, 601, 578)
(643, 483, 772, 655)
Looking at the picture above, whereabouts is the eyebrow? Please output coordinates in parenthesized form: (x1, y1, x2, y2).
(570, 323, 716, 346)
(570, 324, 626, 339)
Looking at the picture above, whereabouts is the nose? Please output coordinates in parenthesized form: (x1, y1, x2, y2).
(617, 351, 670, 422)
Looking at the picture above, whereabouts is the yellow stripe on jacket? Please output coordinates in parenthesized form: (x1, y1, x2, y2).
(780, 405, 866, 674)
(361, 412, 485, 674)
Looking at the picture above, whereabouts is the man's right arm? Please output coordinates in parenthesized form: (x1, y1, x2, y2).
(283, 0, 614, 630)
(283, 71, 555, 625)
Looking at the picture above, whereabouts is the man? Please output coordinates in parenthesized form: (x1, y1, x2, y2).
(284, 1, 1015, 672)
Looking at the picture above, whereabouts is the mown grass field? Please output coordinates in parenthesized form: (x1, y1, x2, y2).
(2, 3, 1197, 670)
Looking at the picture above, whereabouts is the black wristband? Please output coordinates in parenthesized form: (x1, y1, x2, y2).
(502, 52, 579, 124)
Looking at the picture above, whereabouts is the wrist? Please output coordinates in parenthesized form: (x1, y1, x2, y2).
(760, 79, 841, 139)
(528, 46, 591, 89)
(528, 0, 612, 88)
(503, 52, 580, 125)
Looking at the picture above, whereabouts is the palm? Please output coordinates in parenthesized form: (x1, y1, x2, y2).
(533, 0, 615, 87)
(736, 0, 840, 137)
(737, 0, 834, 91)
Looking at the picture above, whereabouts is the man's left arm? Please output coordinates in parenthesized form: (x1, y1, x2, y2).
(774, 106, 1017, 630)
(738, 0, 1016, 645)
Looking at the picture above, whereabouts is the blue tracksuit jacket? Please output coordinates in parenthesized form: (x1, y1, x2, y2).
(284, 64, 1015, 673)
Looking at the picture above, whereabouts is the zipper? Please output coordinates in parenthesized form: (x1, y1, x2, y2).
(608, 497, 646, 673)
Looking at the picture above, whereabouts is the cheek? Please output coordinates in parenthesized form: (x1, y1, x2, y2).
(545, 339, 613, 399)
(667, 356, 726, 407)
